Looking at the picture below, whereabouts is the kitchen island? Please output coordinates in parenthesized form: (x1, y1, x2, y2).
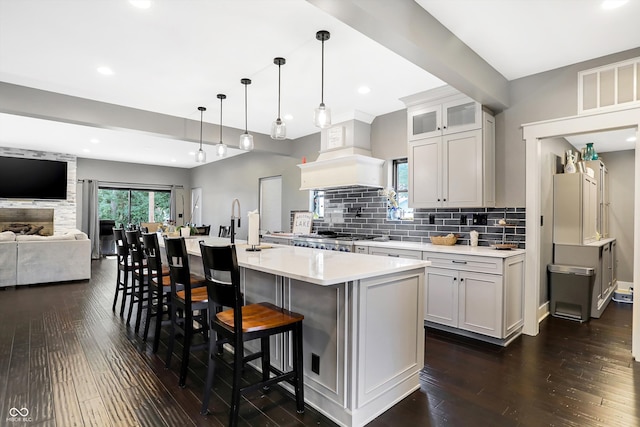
(179, 237, 430, 427)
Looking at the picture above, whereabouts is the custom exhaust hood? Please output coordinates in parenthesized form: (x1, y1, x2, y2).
(298, 119, 385, 190)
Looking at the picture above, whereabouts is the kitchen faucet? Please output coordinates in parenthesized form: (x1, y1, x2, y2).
(230, 198, 241, 244)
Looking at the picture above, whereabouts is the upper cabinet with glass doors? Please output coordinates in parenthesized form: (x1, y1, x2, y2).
(408, 95, 482, 141)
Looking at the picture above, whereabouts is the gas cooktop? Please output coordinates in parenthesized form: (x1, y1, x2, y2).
(292, 232, 376, 252)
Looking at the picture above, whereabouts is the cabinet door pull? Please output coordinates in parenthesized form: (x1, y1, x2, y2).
(387, 254, 400, 257)
(452, 260, 467, 264)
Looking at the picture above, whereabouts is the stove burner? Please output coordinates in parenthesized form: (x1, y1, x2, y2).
(292, 232, 360, 252)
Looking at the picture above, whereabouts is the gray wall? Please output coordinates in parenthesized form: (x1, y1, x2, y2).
(371, 109, 407, 161)
(602, 150, 635, 283)
(497, 47, 640, 206)
(189, 149, 313, 240)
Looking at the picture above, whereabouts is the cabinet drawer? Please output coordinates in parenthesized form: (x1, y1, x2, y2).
(369, 247, 422, 260)
(423, 252, 503, 274)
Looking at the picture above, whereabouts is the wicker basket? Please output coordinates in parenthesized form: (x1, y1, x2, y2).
(430, 234, 458, 246)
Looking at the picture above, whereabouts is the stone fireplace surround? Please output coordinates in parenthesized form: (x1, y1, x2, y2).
(0, 147, 77, 234)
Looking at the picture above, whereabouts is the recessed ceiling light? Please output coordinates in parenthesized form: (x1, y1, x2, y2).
(601, 0, 628, 10)
(627, 136, 637, 142)
(188, 151, 196, 156)
(284, 114, 293, 121)
(129, 0, 152, 9)
(97, 66, 114, 75)
(171, 158, 177, 163)
(358, 86, 371, 94)
(82, 148, 90, 153)
(90, 138, 100, 144)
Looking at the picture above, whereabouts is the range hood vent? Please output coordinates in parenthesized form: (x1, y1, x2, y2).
(298, 119, 385, 191)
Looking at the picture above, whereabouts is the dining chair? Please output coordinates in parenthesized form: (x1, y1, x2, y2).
(163, 236, 209, 387)
(198, 242, 305, 426)
(195, 225, 211, 236)
(218, 225, 231, 238)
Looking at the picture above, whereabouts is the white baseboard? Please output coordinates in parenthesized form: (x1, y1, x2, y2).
(538, 301, 550, 323)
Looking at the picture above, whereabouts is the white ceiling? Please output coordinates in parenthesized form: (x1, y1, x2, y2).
(0, 0, 638, 168)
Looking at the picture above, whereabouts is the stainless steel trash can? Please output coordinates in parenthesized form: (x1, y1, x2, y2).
(548, 264, 596, 323)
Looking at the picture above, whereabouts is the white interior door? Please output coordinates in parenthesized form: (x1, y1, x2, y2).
(190, 187, 202, 225)
(259, 176, 282, 233)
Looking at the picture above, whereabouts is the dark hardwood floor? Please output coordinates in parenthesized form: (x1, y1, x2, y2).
(1, 257, 638, 426)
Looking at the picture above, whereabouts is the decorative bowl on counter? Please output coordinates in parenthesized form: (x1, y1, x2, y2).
(490, 243, 518, 250)
(430, 234, 458, 246)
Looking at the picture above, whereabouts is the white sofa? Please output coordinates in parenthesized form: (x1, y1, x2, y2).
(0, 230, 91, 287)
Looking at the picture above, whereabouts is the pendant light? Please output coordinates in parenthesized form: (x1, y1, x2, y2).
(239, 78, 254, 151)
(195, 106, 207, 163)
(313, 30, 331, 129)
(216, 93, 228, 157)
(271, 57, 286, 140)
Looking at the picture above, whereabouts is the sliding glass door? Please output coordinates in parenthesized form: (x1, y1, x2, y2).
(98, 188, 170, 227)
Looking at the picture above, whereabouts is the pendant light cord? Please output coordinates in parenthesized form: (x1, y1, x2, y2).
(219, 96, 223, 143)
(199, 109, 203, 148)
(277, 63, 282, 120)
(321, 39, 325, 105)
(244, 84, 248, 132)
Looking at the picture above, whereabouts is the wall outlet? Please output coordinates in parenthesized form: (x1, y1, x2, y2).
(429, 214, 435, 225)
(460, 214, 467, 225)
(311, 353, 320, 375)
(472, 214, 487, 225)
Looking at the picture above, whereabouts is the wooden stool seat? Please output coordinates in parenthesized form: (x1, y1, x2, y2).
(216, 302, 304, 333)
(177, 285, 208, 303)
(152, 273, 203, 288)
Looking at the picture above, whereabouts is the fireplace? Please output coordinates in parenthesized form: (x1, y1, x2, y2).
(0, 208, 54, 236)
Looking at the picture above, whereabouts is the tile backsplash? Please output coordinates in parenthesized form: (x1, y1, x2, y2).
(293, 187, 525, 248)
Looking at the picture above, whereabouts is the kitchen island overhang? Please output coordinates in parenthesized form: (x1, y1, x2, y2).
(177, 237, 429, 427)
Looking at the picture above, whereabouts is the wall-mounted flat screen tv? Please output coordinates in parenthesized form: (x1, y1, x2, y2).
(0, 156, 68, 200)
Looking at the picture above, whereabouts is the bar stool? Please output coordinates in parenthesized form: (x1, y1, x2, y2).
(163, 236, 209, 387)
(199, 242, 305, 426)
(113, 228, 134, 317)
(125, 230, 149, 333)
(141, 232, 171, 351)
(141, 232, 205, 353)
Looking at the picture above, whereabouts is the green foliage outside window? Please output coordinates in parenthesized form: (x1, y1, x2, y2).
(392, 159, 413, 220)
(99, 188, 170, 227)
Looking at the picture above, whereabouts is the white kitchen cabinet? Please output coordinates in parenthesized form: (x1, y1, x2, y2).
(407, 95, 482, 140)
(554, 238, 617, 318)
(368, 246, 422, 260)
(424, 267, 458, 327)
(422, 251, 524, 344)
(354, 245, 368, 254)
(553, 173, 598, 244)
(409, 117, 495, 208)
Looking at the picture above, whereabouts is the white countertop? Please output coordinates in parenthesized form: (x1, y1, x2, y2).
(355, 239, 526, 258)
(555, 237, 615, 248)
(182, 237, 430, 286)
